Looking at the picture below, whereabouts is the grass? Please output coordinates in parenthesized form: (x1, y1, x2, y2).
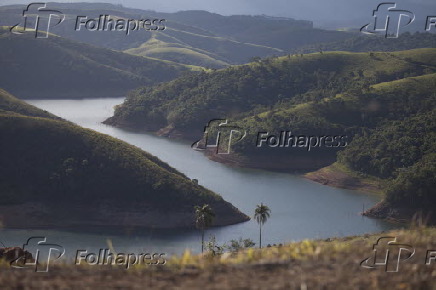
(371, 72, 436, 92)
(125, 36, 229, 68)
(1, 227, 435, 289)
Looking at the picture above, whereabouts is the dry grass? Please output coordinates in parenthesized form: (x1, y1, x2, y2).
(1, 228, 435, 289)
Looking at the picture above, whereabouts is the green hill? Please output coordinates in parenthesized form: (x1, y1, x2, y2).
(0, 4, 351, 66)
(168, 11, 349, 51)
(0, 88, 248, 228)
(0, 88, 58, 118)
(105, 48, 436, 137)
(0, 28, 189, 99)
(2, 4, 436, 69)
(338, 110, 435, 221)
(3, 4, 436, 69)
(125, 35, 230, 68)
(298, 32, 436, 54)
(105, 49, 436, 223)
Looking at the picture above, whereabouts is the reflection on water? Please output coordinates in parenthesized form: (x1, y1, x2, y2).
(1, 97, 398, 257)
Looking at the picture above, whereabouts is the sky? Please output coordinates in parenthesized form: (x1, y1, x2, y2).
(0, 0, 434, 27)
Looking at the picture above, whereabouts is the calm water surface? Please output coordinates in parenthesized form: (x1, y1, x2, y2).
(1, 98, 397, 259)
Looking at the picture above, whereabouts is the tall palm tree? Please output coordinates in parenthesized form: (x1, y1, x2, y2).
(195, 204, 215, 253)
(254, 203, 271, 248)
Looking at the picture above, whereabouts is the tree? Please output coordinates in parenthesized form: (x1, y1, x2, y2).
(254, 203, 271, 248)
(204, 235, 225, 257)
(195, 204, 215, 253)
(228, 237, 256, 252)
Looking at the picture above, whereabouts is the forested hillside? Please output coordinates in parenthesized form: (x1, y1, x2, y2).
(299, 32, 436, 54)
(106, 48, 436, 139)
(0, 88, 248, 227)
(105, 49, 436, 221)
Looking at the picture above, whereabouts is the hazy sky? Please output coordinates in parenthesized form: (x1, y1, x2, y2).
(0, 0, 434, 27)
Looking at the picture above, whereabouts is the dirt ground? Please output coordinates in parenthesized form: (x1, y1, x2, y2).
(0, 259, 434, 289)
(1, 228, 435, 290)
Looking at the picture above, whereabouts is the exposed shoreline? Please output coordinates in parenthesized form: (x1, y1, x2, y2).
(304, 163, 435, 225)
(101, 122, 427, 225)
(0, 201, 250, 230)
(304, 162, 385, 195)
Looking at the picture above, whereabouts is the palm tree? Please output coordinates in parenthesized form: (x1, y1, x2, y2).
(254, 203, 271, 248)
(195, 204, 215, 253)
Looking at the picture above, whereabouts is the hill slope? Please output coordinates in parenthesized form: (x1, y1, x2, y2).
(2, 4, 436, 68)
(105, 49, 436, 223)
(299, 32, 436, 54)
(105, 48, 436, 139)
(124, 35, 230, 68)
(0, 88, 248, 228)
(0, 3, 351, 66)
(0, 28, 189, 99)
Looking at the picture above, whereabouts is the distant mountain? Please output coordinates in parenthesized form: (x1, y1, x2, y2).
(0, 3, 352, 67)
(0, 27, 189, 99)
(0, 88, 249, 228)
(2, 3, 436, 69)
(298, 32, 436, 54)
(2, 3, 435, 69)
(168, 11, 349, 51)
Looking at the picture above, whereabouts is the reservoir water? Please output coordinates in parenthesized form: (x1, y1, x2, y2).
(1, 98, 397, 259)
